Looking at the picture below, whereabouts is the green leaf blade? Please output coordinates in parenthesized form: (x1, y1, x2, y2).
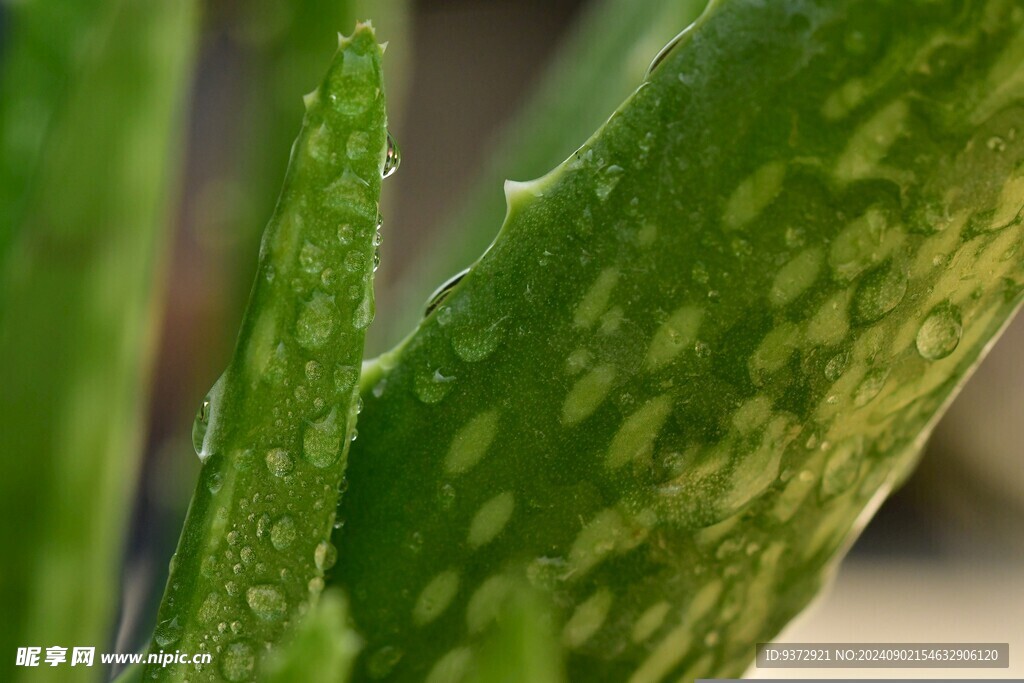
(145, 24, 389, 682)
(334, 1, 1024, 680)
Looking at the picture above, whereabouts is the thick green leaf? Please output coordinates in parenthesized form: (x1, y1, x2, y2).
(0, 0, 198, 678)
(333, 0, 1024, 680)
(374, 0, 707, 351)
(261, 589, 361, 683)
(144, 25, 389, 681)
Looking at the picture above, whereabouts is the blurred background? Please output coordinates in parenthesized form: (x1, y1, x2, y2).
(1, 0, 1021, 680)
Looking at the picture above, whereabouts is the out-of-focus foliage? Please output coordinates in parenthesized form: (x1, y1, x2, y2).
(0, 0, 198, 680)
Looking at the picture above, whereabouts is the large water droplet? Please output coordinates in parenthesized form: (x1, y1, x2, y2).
(220, 641, 255, 682)
(303, 410, 342, 469)
(314, 540, 337, 571)
(192, 399, 210, 457)
(265, 449, 294, 477)
(353, 290, 375, 330)
(916, 304, 962, 360)
(296, 292, 337, 349)
(270, 516, 297, 550)
(154, 617, 182, 647)
(383, 132, 401, 178)
(852, 262, 907, 323)
(424, 268, 470, 317)
(414, 368, 456, 404)
(451, 320, 504, 362)
(246, 584, 287, 621)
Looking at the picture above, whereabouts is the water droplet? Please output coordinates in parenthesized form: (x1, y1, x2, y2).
(207, 471, 223, 494)
(303, 410, 342, 469)
(314, 540, 337, 571)
(353, 289, 375, 329)
(192, 400, 211, 458)
(265, 449, 294, 477)
(344, 250, 366, 273)
(220, 641, 255, 682)
(853, 367, 889, 407)
(414, 368, 456, 404)
(308, 577, 325, 595)
(246, 584, 287, 621)
(227, 530, 240, 546)
(338, 224, 354, 245)
(350, 429, 358, 442)
(916, 304, 962, 360)
(230, 621, 242, 634)
(198, 593, 221, 623)
(295, 292, 337, 349)
(154, 617, 182, 647)
(240, 546, 255, 565)
(820, 436, 865, 500)
(305, 360, 322, 381)
(424, 268, 470, 317)
(824, 351, 850, 381)
(299, 241, 324, 274)
(451, 320, 504, 362)
(595, 164, 624, 201)
(383, 132, 401, 178)
(270, 516, 297, 550)
(852, 262, 907, 323)
(335, 365, 358, 393)
(373, 246, 381, 272)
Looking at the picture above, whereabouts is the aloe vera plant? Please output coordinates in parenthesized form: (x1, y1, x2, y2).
(142, 24, 390, 681)
(4, 0, 1024, 682)
(326, 0, 1024, 680)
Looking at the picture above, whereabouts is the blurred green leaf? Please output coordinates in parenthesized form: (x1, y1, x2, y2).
(332, 0, 1024, 679)
(0, 0, 198, 679)
(466, 585, 564, 683)
(261, 590, 361, 683)
(0, 0, 106, 256)
(372, 0, 708, 351)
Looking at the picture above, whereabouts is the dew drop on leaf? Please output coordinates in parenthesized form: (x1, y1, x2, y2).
(154, 617, 182, 647)
(270, 516, 297, 551)
(916, 304, 962, 360)
(303, 410, 342, 469)
(265, 449, 294, 477)
(219, 640, 255, 682)
(314, 540, 337, 571)
(246, 584, 287, 621)
(383, 131, 401, 178)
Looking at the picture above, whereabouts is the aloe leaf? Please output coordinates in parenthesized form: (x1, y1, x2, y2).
(333, 0, 1024, 679)
(374, 0, 707, 350)
(143, 25, 389, 681)
(261, 590, 361, 683)
(0, 0, 198, 678)
(466, 586, 565, 683)
(225, 0, 409, 298)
